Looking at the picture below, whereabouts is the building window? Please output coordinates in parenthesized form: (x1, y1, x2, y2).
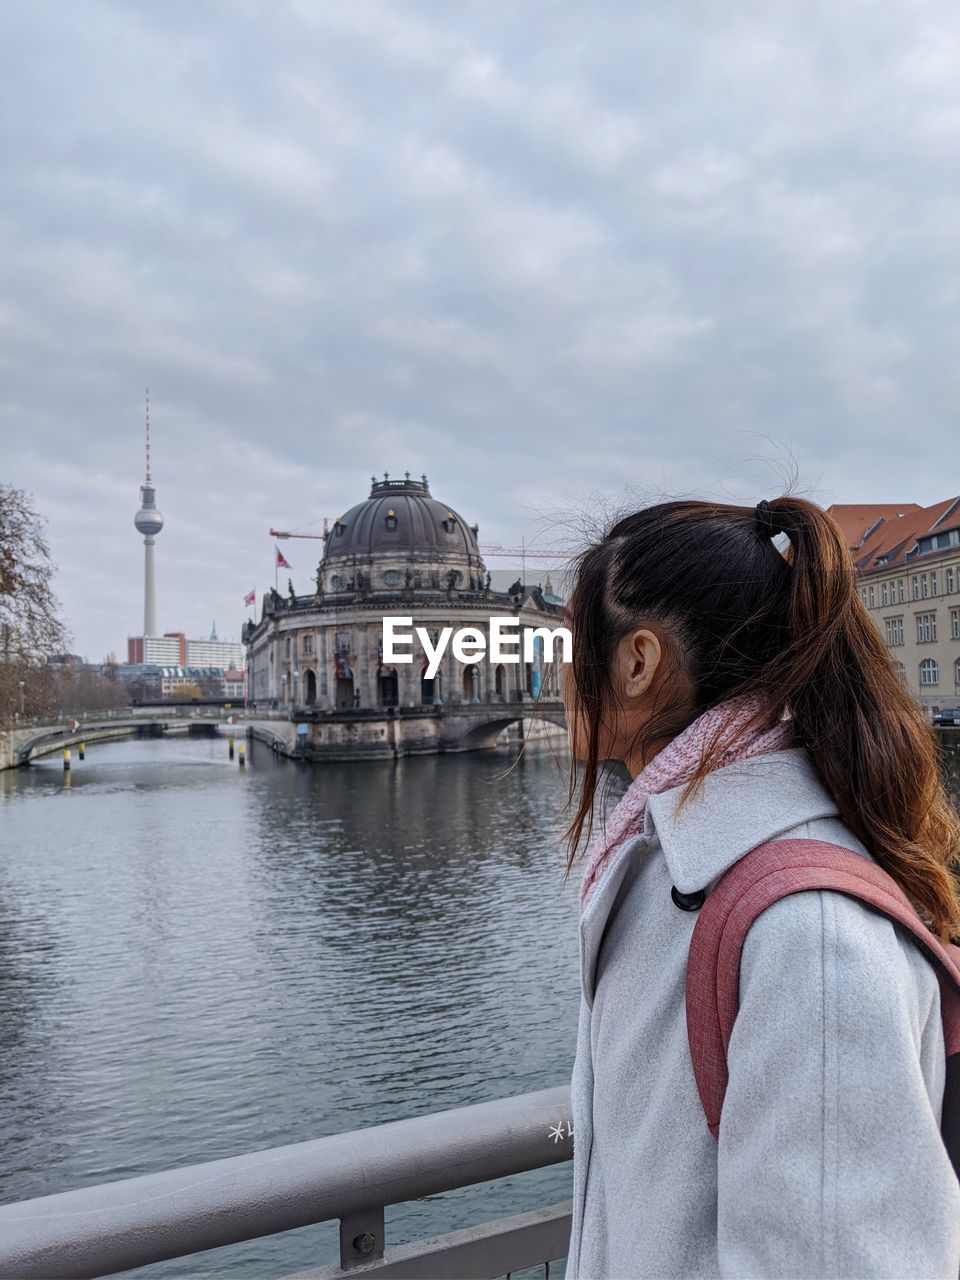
(385, 508, 398, 531)
(922, 574, 930, 599)
(920, 658, 940, 686)
(947, 567, 956, 594)
(956, 658, 960, 685)
(898, 578, 905, 603)
(302, 633, 313, 656)
(881, 583, 889, 606)
(892, 660, 907, 685)
(932, 572, 939, 595)
(868, 586, 876, 608)
(912, 576, 920, 600)
(916, 612, 937, 644)
(884, 617, 904, 646)
(285, 636, 291, 658)
(952, 609, 960, 642)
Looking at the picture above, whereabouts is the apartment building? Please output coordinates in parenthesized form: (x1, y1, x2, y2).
(830, 498, 960, 718)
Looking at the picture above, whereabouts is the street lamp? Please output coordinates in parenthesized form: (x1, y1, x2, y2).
(292, 668, 300, 708)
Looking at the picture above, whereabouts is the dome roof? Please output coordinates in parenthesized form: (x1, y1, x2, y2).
(323, 476, 481, 563)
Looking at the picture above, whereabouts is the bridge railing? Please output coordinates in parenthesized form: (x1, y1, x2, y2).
(0, 1085, 573, 1280)
(6, 706, 286, 732)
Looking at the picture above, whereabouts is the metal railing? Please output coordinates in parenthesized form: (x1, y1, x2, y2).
(6, 706, 250, 729)
(0, 1085, 573, 1280)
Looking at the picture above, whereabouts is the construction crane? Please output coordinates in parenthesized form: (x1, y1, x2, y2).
(269, 527, 568, 590)
(477, 543, 567, 560)
(270, 527, 327, 541)
(269, 527, 567, 558)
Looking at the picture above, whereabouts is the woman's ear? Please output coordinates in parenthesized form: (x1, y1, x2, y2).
(618, 628, 662, 699)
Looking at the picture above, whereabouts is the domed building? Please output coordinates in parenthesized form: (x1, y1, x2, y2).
(243, 473, 567, 759)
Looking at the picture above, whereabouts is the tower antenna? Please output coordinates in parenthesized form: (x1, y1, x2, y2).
(145, 387, 152, 483)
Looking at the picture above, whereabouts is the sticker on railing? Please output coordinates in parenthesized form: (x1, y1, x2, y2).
(548, 1119, 573, 1143)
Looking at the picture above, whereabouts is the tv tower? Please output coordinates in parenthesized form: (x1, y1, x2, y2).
(133, 388, 164, 636)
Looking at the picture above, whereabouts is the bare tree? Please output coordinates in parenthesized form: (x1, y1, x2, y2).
(52, 665, 127, 715)
(0, 485, 69, 723)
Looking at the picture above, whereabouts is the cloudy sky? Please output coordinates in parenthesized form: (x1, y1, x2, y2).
(3, 0, 960, 660)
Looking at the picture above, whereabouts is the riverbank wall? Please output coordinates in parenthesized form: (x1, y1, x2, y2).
(247, 707, 567, 762)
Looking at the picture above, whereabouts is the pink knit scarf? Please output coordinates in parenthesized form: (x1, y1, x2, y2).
(579, 694, 795, 912)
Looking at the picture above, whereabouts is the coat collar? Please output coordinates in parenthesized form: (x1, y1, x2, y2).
(643, 746, 840, 894)
(578, 747, 840, 1007)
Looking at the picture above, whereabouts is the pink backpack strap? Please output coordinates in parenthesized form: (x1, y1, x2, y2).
(685, 837, 960, 1139)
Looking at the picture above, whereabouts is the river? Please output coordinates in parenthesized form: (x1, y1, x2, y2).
(0, 736, 583, 1278)
(2, 732, 958, 1279)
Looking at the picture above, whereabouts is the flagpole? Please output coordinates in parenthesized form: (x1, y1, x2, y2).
(275, 545, 279, 593)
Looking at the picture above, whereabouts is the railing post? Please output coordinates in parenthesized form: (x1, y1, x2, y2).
(339, 1206, 385, 1269)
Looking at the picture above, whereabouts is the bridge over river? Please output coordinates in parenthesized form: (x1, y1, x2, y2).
(0, 698, 567, 770)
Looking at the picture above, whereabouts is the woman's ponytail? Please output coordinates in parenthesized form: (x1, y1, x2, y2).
(760, 497, 960, 941)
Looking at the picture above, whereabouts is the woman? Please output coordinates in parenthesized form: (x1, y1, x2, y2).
(562, 496, 960, 1279)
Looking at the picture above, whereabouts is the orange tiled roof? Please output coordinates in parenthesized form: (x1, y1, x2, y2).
(833, 497, 960, 575)
(826, 503, 922, 552)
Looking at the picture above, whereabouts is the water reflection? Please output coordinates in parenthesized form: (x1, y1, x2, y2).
(0, 737, 581, 1277)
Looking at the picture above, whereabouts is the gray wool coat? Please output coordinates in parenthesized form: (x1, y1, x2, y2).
(566, 747, 960, 1280)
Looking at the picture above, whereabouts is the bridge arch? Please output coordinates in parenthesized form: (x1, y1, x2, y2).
(461, 717, 519, 750)
(458, 706, 567, 751)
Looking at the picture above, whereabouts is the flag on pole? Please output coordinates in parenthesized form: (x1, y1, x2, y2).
(244, 589, 256, 607)
(276, 546, 291, 569)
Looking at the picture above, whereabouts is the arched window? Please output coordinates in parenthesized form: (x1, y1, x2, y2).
(892, 660, 906, 685)
(378, 666, 398, 707)
(919, 658, 940, 686)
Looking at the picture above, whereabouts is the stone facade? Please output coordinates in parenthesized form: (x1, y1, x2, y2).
(858, 545, 960, 717)
(832, 497, 960, 719)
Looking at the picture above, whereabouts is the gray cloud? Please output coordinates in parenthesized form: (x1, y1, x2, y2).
(2, 0, 960, 658)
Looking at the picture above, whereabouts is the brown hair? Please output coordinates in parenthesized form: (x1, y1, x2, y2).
(563, 496, 960, 942)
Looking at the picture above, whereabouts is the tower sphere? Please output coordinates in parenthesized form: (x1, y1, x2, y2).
(135, 483, 164, 537)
